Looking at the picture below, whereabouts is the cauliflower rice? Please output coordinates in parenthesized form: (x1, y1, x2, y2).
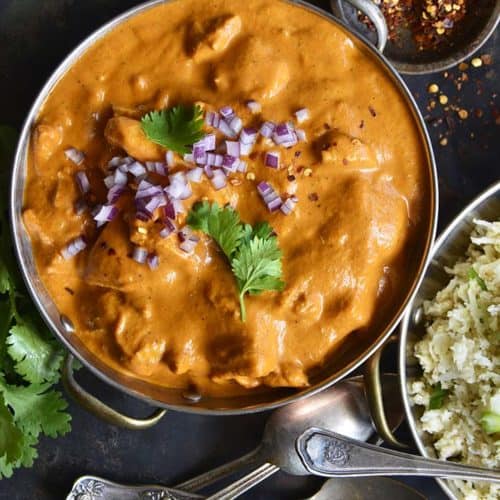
(409, 219, 500, 500)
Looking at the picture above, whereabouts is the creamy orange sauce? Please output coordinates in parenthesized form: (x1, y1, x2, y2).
(24, 0, 429, 397)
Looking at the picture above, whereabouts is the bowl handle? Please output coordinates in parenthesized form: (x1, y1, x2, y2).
(330, 0, 388, 52)
(62, 353, 167, 429)
(364, 336, 408, 449)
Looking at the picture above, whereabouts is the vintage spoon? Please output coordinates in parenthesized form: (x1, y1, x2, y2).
(308, 476, 425, 500)
(178, 374, 403, 498)
(297, 428, 500, 483)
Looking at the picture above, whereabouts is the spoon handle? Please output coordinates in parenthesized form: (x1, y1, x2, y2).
(206, 463, 280, 500)
(175, 448, 262, 492)
(297, 428, 500, 483)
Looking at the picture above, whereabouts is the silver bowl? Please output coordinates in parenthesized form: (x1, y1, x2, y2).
(331, 0, 500, 75)
(369, 180, 500, 498)
(10, 0, 438, 426)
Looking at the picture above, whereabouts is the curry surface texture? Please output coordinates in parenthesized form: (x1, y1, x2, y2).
(24, 0, 429, 397)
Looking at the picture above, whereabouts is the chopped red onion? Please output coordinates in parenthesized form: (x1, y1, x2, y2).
(266, 195, 283, 212)
(240, 127, 258, 145)
(163, 201, 176, 220)
(257, 182, 282, 212)
(178, 184, 193, 200)
(218, 119, 236, 138)
(239, 142, 253, 156)
(179, 230, 199, 254)
(186, 167, 203, 183)
(108, 156, 123, 168)
(265, 151, 280, 169)
(112, 168, 127, 186)
(229, 116, 243, 134)
(260, 121, 276, 138)
(237, 160, 247, 173)
(145, 194, 167, 214)
(183, 153, 194, 163)
(128, 161, 147, 177)
(272, 122, 296, 146)
(296, 129, 307, 142)
(160, 218, 176, 238)
(246, 100, 261, 113)
(205, 111, 216, 127)
(136, 184, 164, 199)
(295, 108, 310, 124)
(178, 226, 193, 242)
(147, 253, 159, 270)
(146, 161, 168, 176)
(206, 152, 216, 166)
(107, 184, 126, 203)
(280, 196, 298, 215)
(222, 155, 237, 168)
(214, 154, 224, 167)
(171, 199, 185, 214)
(220, 106, 234, 119)
(75, 171, 90, 194)
(204, 165, 214, 179)
(103, 175, 115, 189)
(93, 204, 118, 222)
(210, 169, 227, 190)
(132, 246, 148, 264)
(65, 148, 85, 165)
(165, 150, 175, 167)
(136, 210, 152, 222)
(61, 236, 87, 260)
(203, 134, 217, 151)
(225, 141, 240, 157)
(118, 163, 129, 173)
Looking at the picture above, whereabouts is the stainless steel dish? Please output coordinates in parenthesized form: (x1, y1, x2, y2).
(331, 0, 500, 75)
(370, 180, 500, 499)
(10, 0, 438, 425)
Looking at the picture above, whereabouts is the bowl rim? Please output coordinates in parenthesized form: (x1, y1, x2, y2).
(10, 0, 439, 415)
(399, 179, 500, 499)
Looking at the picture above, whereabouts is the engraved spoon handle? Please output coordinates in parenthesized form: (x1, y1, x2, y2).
(297, 428, 500, 483)
(66, 475, 204, 500)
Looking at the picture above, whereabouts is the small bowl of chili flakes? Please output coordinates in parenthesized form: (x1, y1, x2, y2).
(330, 0, 499, 74)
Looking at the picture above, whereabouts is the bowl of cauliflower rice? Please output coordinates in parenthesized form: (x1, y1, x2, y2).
(400, 180, 500, 500)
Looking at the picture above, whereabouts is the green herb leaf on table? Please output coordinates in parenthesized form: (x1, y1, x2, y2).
(141, 104, 204, 154)
(0, 125, 70, 479)
(188, 202, 285, 322)
(468, 267, 488, 291)
(429, 382, 449, 410)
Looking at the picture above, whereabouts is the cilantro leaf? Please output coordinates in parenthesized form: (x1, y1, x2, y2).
(429, 382, 449, 410)
(468, 267, 488, 291)
(7, 322, 64, 384)
(0, 379, 71, 438)
(0, 396, 24, 478)
(188, 202, 285, 321)
(141, 104, 204, 154)
(187, 201, 245, 259)
(232, 236, 285, 321)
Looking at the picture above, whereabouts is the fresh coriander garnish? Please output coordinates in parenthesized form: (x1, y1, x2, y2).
(187, 201, 285, 321)
(141, 104, 204, 155)
(429, 382, 449, 410)
(468, 267, 488, 291)
(0, 125, 70, 479)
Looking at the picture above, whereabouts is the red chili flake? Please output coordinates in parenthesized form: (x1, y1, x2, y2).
(64, 287, 75, 295)
(342, 158, 349, 165)
(368, 106, 377, 117)
(359, 120, 364, 129)
(308, 193, 319, 202)
(107, 248, 117, 256)
(287, 174, 296, 182)
(323, 123, 331, 130)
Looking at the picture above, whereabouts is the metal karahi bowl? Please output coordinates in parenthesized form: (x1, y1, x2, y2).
(10, 0, 438, 426)
(369, 181, 500, 499)
(400, 181, 500, 499)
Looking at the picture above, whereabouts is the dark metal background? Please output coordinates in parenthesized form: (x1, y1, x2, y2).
(0, 1, 498, 498)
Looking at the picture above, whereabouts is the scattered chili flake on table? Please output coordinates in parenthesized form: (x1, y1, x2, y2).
(360, 0, 468, 51)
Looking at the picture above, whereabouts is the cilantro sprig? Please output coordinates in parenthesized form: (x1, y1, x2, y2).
(188, 202, 285, 321)
(429, 382, 449, 410)
(0, 125, 70, 479)
(141, 104, 204, 154)
(468, 267, 488, 291)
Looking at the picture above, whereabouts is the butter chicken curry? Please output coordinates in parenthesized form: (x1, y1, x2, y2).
(24, 0, 428, 396)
